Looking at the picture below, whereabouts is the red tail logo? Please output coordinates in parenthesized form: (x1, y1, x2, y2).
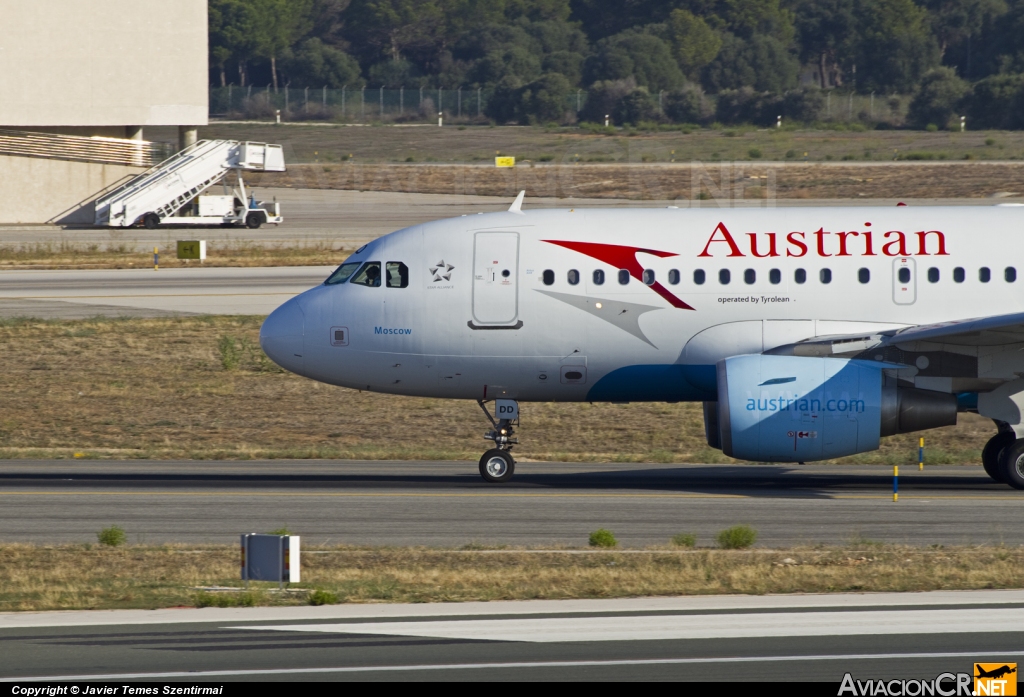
(542, 240, 695, 311)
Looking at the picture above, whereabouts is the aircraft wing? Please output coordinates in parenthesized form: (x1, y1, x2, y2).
(766, 311, 1024, 358)
(882, 311, 1024, 346)
(765, 312, 1024, 389)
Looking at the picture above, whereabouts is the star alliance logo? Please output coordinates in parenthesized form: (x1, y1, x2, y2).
(430, 260, 454, 282)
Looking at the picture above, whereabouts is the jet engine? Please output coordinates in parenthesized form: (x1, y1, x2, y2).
(704, 354, 957, 462)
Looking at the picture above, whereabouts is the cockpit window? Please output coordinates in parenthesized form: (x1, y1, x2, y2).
(324, 262, 361, 285)
(349, 261, 382, 287)
(386, 262, 409, 288)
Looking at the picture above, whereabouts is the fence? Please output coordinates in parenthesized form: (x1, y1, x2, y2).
(209, 86, 906, 126)
(0, 129, 173, 167)
(211, 86, 500, 121)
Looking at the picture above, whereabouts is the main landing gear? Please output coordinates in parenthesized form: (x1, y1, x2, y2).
(982, 426, 1024, 489)
(477, 399, 518, 483)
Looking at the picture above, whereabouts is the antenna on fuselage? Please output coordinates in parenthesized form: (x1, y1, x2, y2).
(508, 190, 525, 214)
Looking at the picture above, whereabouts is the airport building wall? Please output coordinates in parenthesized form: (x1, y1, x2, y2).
(0, 155, 144, 225)
(0, 0, 208, 131)
(0, 0, 208, 224)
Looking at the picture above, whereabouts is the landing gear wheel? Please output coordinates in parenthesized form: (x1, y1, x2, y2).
(983, 432, 1015, 483)
(998, 439, 1024, 490)
(479, 449, 515, 483)
(246, 212, 265, 229)
(142, 213, 160, 229)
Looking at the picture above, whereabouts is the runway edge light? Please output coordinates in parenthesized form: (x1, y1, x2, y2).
(241, 533, 300, 589)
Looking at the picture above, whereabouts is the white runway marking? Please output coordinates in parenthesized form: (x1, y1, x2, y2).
(234, 607, 1024, 643)
(5, 650, 1024, 682)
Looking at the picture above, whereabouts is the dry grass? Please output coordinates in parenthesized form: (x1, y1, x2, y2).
(0, 316, 993, 463)
(4, 543, 1024, 612)
(160, 123, 1024, 165)
(0, 240, 352, 271)
(244, 160, 1024, 202)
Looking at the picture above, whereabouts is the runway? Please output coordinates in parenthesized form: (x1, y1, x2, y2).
(0, 461, 1019, 546)
(2, 591, 1023, 681)
(0, 265, 330, 317)
(0, 188, 1019, 251)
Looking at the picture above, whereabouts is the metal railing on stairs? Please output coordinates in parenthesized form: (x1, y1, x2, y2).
(0, 129, 173, 167)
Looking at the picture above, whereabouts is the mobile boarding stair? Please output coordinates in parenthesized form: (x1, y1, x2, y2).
(94, 140, 286, 229)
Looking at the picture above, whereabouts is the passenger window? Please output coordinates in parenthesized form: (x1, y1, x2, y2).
(618, 269, 630, 285)
(769, 268, 781, 284)
(744, 269, 755, 284)
(927, 267, 939, 283)
(668, 269, 680, 285)
(898, 267, 910, 284)
(1007, 267, 1017, 283)
(858, 268, 870, 284)
(386, 262, 409, 288)
(642, 269, 655, 285)
(719, 269, 731, 285)
(980, 267, 991, 283)
(795, 269, 806, 284)
(349, 261, 381, 287)
(542, 269, 555, 286)
(820, 268, 832, 284)
(325, 262, 362, 285)
(593, 269, 605, 285)
(568, 269, 580, 285)
(693, 269, 706, 285)
(954, 267, 965, 283)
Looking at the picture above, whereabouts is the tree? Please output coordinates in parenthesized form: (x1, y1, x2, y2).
(583, 30, 686, 92)
(579, 77, 636, 123)
(925, 0, 1007, 60)
(963, 72, 1024, 128)
(368, 58, 418, 86)
(716, 0, 796, 43)
(907, 66, 969, 127)
(517, 72, 574, 122)
(288, 39, 364, 87)
(470, 45, 543, 85)
(484, 74, 525, 122)
(345, 0, 446, 65)
(667, 9, 722, 80)
(663, 84, 714, 123)
(209, 1, 236, 86)
(853, 0, 940, 92)
(543, 51, 585, 85)
(793, 0, 856, 88)
(258, 0, 314, 91)
(703, 32, 799, 93)
(506, 0, 573, 21)
(614, 86, 660, 124)
(209, 0, 263, 86)
(569, 0, 676, 41)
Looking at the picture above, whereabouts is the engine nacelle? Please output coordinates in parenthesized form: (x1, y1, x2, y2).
(709, 355, 956, 462)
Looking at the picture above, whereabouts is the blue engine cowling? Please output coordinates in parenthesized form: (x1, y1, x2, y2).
(712, 354, 956, 462)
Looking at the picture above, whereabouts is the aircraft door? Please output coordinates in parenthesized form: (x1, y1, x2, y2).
(472, 231, 519, 325)
(892, 257, 916, 305)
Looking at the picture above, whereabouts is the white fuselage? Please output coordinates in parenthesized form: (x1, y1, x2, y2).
(260, 206, 1024, 404)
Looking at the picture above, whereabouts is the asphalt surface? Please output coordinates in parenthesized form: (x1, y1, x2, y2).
(0, 265, 330, 317)
(0, 461, 1020, 546)
(2, 188, 1021, 251)
(2, 592, 1023, 681)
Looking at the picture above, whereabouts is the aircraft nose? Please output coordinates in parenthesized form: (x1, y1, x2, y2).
(260, 297, 305, 374)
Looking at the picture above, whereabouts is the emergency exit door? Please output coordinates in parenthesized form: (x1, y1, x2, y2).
(893, 257, 917, 305)
(472, 231, 519, 325)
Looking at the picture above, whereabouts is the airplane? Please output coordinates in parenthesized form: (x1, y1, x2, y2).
(260, 192, 1024, 488)
(976, 665, 1017, 679)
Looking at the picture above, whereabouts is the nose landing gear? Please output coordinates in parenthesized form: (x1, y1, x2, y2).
(477, 399, 518, 483)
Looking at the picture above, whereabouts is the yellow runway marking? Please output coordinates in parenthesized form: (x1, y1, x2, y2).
(0, 491, 749, 499)
(0, 491, 1020, 500)
(2, 293, 295, 300)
